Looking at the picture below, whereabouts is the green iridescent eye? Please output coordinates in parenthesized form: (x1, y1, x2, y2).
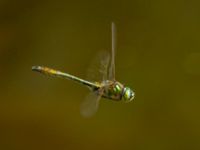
(122, 87, 135, 102)
(124, 89, 130, 99)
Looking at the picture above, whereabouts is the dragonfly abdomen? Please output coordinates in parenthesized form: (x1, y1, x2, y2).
(32, 66, 100, 90)
(32, 66, 58, 76)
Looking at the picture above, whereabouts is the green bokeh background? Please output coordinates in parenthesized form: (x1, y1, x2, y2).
(0, 0, 200, 150)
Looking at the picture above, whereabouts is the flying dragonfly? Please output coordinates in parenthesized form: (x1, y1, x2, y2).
(32, 22, 135, 117)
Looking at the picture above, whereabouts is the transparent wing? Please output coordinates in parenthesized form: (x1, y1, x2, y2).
(80, 90, 103, 118)
(109, 22, 116, 81)
(86, 51, 110, 82)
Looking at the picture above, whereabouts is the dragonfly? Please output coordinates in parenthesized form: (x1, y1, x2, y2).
(32, 22, 135, 117)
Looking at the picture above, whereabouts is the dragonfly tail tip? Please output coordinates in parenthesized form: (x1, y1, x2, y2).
(32, 66, 41, 71)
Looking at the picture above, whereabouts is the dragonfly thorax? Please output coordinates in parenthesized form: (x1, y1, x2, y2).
(100, 80, 124, 101)
(98, 80, 134, 102)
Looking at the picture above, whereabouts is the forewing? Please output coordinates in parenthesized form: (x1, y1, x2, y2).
(86, 51, 110, 82)
(80, 91, 102, 118)
(109, 22, 116, 81)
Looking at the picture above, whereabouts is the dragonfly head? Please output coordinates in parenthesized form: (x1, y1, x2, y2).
(122, 87, 135, 102)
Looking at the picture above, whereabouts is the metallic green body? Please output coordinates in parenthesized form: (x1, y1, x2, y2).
(100, 80, 124, 101)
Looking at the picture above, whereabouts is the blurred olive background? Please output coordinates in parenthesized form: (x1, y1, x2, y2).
(0, 0, 200, 150)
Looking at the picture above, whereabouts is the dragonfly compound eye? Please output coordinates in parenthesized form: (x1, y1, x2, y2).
(122, 87, 135, 102)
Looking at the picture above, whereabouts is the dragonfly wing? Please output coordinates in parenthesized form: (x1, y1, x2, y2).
(109, 22, 116, 81)
(80, 90, 103, 118)
(86, 51, 110, 82)
(100, 51, 110, 81)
